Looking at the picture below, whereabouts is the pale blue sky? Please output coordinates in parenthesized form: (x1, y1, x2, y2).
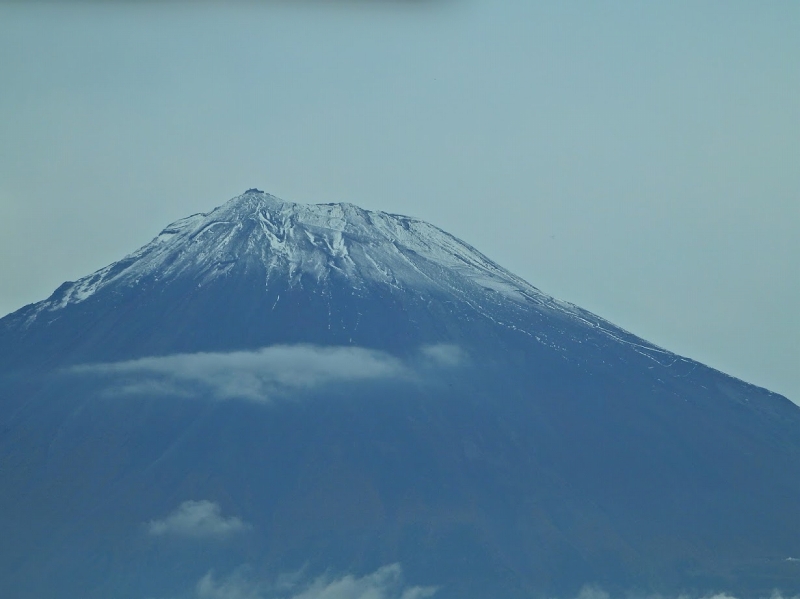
(0, 1, 798, 401)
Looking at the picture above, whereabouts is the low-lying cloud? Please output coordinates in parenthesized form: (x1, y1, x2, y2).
(195, 563, 437, 599)
(563, 586, 800, 599)
(419, 343, 464, 367)
(147, 500, 251, 539)
(71, 343, 463, 402)
(148, 565, 800, 599)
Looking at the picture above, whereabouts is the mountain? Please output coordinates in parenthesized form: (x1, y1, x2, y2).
(1, 189, 799, 599)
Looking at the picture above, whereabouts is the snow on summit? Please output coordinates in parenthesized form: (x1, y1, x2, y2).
(38, 189, 550, 310)
(22, 189, 668, 360)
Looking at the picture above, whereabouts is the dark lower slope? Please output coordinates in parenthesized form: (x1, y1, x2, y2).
(1, 273, 799, 599)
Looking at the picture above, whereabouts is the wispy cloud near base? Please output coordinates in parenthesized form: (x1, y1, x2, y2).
(195, 563, 437, 599)
(71, 343, 463, 402)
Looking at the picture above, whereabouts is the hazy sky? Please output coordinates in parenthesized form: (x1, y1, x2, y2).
(0, 1, 797, 402)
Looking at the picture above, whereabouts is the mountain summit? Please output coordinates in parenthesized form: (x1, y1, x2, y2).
(26, 189, 558, 317)
(1, 191, 799, 599)
(2, 190, 668, 369)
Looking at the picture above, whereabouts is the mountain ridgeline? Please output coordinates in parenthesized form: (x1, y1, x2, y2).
(1, 190, 798, 599)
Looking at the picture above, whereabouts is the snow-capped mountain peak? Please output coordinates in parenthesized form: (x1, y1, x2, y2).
(16, 189, 675, 365)
(2, 191, 798, 599)
(37, 190, 550, 313)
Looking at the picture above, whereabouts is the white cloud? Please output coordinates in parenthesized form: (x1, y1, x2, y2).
(571, 586, 610, 599)
(115, 379, 193, 398)
(72, 343, 464, 402)
(152, 571, 800, 599)
(195, 564, 437, 599)
(195, 568, 266, 599)
(419, 344, 465, 367)
(73, 345, 409, 401)
(561, 587, 800, 599)
(147, 500, 250, 539)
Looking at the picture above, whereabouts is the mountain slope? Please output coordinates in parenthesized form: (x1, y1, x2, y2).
(1, 190, 672, 368)
(0, 190, 798, 599)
